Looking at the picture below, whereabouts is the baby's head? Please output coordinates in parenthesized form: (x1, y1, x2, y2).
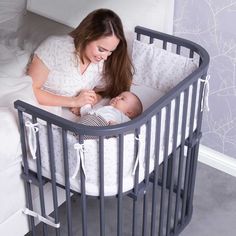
(109, 91, 143, 119)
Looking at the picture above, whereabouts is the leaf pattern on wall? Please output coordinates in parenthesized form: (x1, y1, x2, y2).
(174, 0, 236, 157)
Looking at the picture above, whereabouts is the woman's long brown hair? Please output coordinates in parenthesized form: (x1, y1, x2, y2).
(70, 8, 133, 98)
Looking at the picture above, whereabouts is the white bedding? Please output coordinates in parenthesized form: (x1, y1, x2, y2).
(0, 39, 201, 197)
(0, 43, 35, 168)
(24, 82, 200, 196)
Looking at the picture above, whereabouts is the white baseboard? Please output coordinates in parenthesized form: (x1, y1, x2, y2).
(198, 145, 236, 177)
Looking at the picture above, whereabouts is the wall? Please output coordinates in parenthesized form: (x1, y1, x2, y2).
(174, 0, 236, 158)
(27, 0, 175, 40)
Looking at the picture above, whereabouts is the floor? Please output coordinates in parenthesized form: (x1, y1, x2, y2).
(28, 161, 236, 236)
(180, 162, 236, 236)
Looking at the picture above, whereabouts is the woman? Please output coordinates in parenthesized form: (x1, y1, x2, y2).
(27, 8, 133, 109)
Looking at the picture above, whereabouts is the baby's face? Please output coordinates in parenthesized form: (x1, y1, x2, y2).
(109, 92, 136, 116)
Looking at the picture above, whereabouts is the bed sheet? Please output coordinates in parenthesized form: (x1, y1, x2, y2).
(0, 43, 31, 168)
(0, 42, 61, 167)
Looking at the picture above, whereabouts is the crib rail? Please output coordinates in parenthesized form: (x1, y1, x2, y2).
(15, 26, 209, 236)
(135, 26, 209, 69)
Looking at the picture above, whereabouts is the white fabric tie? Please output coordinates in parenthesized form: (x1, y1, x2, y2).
(71, 143, 86, 179)
(200, 75, 210, 112)
(25, 121, 39, 159)
(23, 208, 60, 228)
(132, 135, 143, 175)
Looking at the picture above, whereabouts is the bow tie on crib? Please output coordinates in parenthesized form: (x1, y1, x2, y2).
(71, 143, 86, 179)
(200, 74, 210, 112)
(25, 121, 39, 160)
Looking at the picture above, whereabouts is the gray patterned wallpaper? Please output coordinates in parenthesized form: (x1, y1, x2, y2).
(173, 0, 236, 158)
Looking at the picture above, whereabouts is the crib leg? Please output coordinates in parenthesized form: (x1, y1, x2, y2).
(187, 142, 200, 215)
(176, 143, 200, 235)
(22, 172, 37, 236)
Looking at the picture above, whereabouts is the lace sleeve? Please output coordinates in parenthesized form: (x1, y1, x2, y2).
(34, 36, 58, 70)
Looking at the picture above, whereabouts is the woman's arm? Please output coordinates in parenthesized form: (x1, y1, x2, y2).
(27, 56, 97, 107)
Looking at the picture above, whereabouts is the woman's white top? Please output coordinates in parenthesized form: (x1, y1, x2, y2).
(85, 105, 130, 123)
(34, 35, 104, 96)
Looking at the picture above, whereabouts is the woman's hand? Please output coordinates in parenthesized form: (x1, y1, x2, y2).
(72, 89, 98, 107)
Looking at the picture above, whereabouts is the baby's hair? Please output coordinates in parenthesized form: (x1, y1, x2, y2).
(130, 92, 143, 119)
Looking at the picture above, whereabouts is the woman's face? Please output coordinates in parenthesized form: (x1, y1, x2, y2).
(84, 35, 120, 64)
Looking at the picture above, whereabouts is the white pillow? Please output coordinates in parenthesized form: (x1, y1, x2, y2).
(0, 0, 26, 38)
(0, 44, 30, 77)
(0, 75, 37, 109)
(131, 83, 165, 111)
(0, 107, 21, 165)
(132, 39, 198, 93)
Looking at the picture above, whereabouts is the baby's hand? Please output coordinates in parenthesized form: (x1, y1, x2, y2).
(108, 120, 118, 125)
(70, 107, 80, 116)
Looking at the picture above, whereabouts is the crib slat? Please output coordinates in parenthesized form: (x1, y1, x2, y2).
(158, 103, 171, 236)
(142, 119, 151, 236)
(75, 136, 88, 236)
(149, 37, 154, 44)
(136, 33, 141, 41)
(163, 41, 167, 50)
(80, 181, 88, 236)
(18, 111, 36, 235)
(47, 122, 60, 236)
(33, 116, 48, 236)
(62, 129, 73, 236)
(176, 45, 181, 55)
(117, 134, 124, 236)
(188, 76, 206, 208)
(166, 96, 180, 235)
(79, 141, 88, 236)
(181, 82, 198, 223)
(131, 128, 141, 236)
(99, 137, 105, 236)
(150, 112, 161, 236)
(189, 49, 194, 58)
(173, 88, 189, 233)
(144, 122, 152, 230)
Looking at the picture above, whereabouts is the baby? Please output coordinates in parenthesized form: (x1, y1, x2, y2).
(71, 91, 143, 126)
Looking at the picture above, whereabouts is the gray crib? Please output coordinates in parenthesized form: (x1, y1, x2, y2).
(15, 26, 209, 236)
